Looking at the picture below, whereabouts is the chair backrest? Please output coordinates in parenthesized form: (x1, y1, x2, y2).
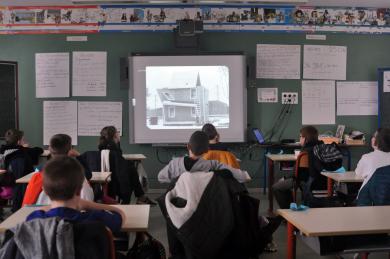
(73, 221, 115, 259)
(294, 151, 309, 178)
(358, 165, 390, 206)
(202, 150, 240, 169)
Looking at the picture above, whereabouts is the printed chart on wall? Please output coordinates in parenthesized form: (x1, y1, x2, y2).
(78, 101, 122, 136)
(303, 45, 347, 80)
(43, 101, 77, 145)
(302, 80, 335, 125)
(337, 81, 378, 116)
(36, 53, 69, 98)
(72, 51, 107, 96)
(256, 44, 301, 79)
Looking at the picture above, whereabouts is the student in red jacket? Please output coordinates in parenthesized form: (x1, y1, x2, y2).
(22, 134, 93, 206)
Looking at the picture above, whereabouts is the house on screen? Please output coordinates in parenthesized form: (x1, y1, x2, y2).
(157, 72, 209, 126)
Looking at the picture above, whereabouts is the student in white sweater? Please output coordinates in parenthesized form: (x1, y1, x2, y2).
(158, 131, 251, 184)
(355, 128, 390, 194)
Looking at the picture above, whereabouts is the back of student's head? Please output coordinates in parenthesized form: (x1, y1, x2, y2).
(4, 129, 23, 145)
(43, 156, 84, 201)
(98, 126, 118, 150)
(300, 126, 318, 145)
(188, 131, 209, 156)
(375, 128, 390, 152)
(49, 134, 72, 156)
(202, 123, 218, 141)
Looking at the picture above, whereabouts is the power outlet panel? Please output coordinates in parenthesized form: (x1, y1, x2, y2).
(281, 92, 298, 104)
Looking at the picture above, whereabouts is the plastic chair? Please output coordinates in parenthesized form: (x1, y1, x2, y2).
(292, 151, 309, 202)
(202, 150, 240, 169)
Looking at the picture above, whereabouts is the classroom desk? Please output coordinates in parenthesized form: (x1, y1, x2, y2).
(16, 171, 112, 184)
(41, 150, 146, 161)
(0, 204, 150, 233)
(261, 143, 366, 195)
(321, 171, 363, 196)
(265, 154, 297, 213)
(277, 206, 390, 259)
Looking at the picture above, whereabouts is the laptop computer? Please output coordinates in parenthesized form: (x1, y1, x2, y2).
(252, 128, 279, 145)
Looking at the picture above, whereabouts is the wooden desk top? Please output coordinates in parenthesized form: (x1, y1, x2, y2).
(41, 150, 146, 161)
(122, 154, 147, 160)
(266, 154, 297, 162)
(0, 204, 150, 233)
(321, 171, 363, 183)
(16, 171, 112, 184)
(277, 206, 390, 237)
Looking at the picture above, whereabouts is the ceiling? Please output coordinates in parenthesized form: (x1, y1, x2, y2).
(0, 0, 389, 7)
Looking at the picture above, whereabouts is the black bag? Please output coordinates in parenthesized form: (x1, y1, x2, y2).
(127, 232, 166, 259)
(313, 143, 343, 170)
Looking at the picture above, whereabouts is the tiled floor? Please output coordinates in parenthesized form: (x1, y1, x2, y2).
(147, 189, 389, 259)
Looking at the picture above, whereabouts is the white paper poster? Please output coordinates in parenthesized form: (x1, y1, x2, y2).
(303, 45, 347, 80)
(72, 51, 107, 96)
(36, 53, 69, 98)
(337, 81, 378, 116)
(78, 101, 122, 136)
(43, 101, 77, 145)
(256, 44, 301, 79)
(383, 71, 390, 92)
(302, 80, 335, 125)
(257, 88, 278, 103)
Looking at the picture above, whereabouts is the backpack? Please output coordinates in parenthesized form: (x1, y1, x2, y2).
(127, 232, 166, 259)
(313, 143, 343, 170)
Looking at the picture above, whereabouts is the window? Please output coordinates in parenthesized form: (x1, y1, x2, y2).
(168, 107, 175, 118)
(191, 107, 196, 117)
(163, 92, 174, 101)
(190, 88, 197, 99)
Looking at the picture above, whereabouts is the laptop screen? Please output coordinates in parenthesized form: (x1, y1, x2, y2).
(252, 128, 265, 144)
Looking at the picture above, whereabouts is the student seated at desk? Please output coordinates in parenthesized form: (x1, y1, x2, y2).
(202, 123, 228, 151)
(97, 126, 155, 205)
(26, 156, 125, 233)
(22, 134, 94, 206)
(272, 126, 343, 209)
(356, 128, 390, 199)
(0, 128, 43, 167)
(0, 129, 43, 211)
(158, 131, 251, 183)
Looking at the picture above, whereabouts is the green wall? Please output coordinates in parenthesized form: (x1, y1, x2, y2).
(0, 32, 387, 188)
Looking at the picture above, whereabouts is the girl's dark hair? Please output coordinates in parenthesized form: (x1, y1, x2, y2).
(375, 128, 390, 152)
(202, 123, 218, 140)
(300, 126, 318, 146)
(98, 126, 118, 150)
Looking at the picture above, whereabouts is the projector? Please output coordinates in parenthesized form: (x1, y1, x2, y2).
(177, 20, 203, 36)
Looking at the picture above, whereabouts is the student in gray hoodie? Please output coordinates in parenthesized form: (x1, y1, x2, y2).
(158, 131, 251, 184)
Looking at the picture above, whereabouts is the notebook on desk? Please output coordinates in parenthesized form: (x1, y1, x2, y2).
(252, 128, 279, 145)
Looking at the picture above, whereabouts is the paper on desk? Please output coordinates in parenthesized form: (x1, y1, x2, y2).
(337, 81, 378, 116)
(78, 101, 122, 136)
(303, 45, 347, 80)
(36, 53, 69, 98)
(72, 51, 107, 96)
(43, 101, 77, 145)
(302, 80, 335, 125)
(256, 44, 301, 79)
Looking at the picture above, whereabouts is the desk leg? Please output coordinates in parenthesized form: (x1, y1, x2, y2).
(268, 159, 274, 214)
(346, 148, 351, 171)
(263, 149, 269, 195)
(327, 178, 333, 197)
(287, 222, 296, 259)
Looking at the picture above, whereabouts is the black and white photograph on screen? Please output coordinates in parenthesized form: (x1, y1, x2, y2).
(145, 66, 229, 129)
